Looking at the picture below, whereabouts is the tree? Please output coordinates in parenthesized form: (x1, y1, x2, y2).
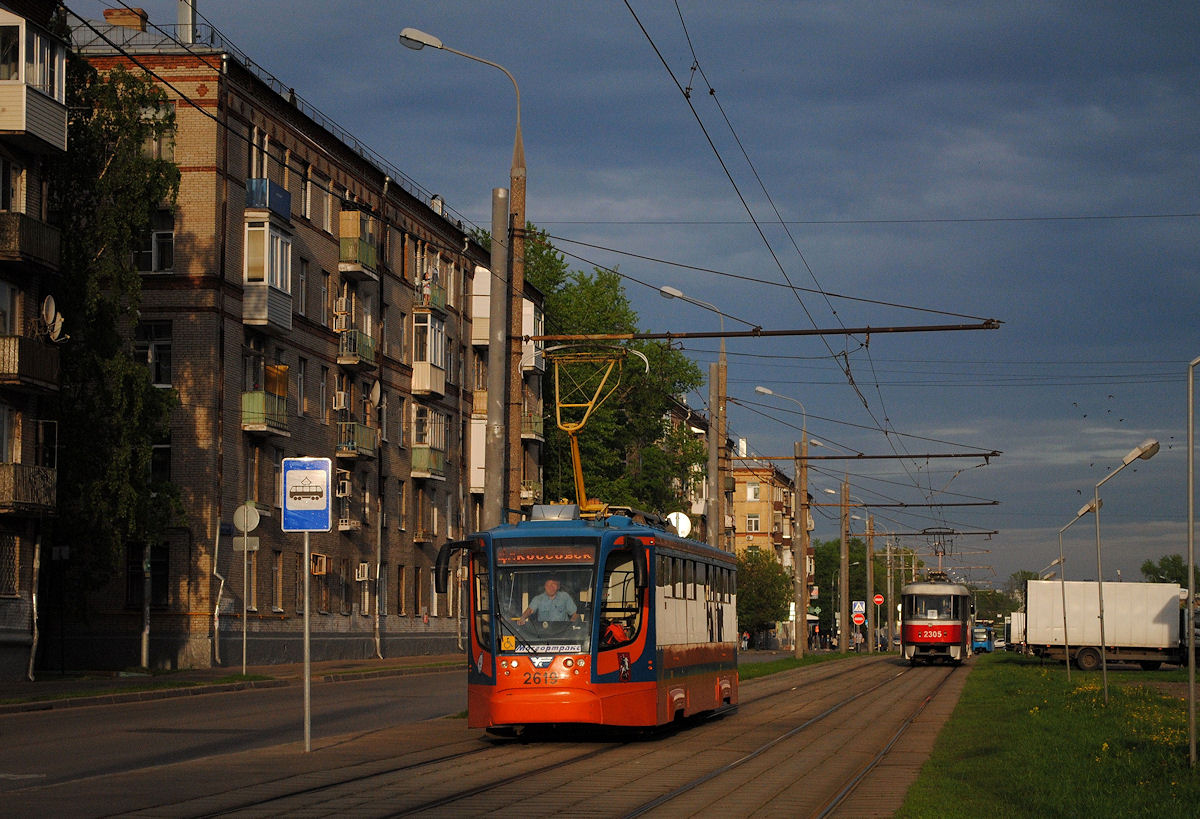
(47, 60, 182, 596)
(1140, 554, 1197, 587)
(736, 548, 792, 642)
(519, 228, 705, 513)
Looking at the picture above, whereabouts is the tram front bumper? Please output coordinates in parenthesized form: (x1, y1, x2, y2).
(483, 686, 604, 728)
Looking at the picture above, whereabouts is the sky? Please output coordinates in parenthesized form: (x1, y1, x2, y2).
(70, 1, 1200, 587)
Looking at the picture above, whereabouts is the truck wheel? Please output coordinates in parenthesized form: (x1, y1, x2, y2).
(1139, 661, 1162, 671)
(1075, 648, 1101, 671)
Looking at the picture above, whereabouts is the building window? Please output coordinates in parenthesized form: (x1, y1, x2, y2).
(397, 479, 406, 530)
(360, 568, 371, 615)
(294, 551, 305, 613)
(150, 436, 171, 485)
(246, 443, 260, 503)
(746, 513, 760, 533)
(0, 27, 18, 81)
(340, 558, 351, 614)
(319, 365, 330, 423)
(247, 551, 258, 611)
(397, 564, 407, 615)
(126, 543, 169, 609)
(272, 447, 283, 508)
(320, 270, 330, 326)
(413, 405, 447, 450)
(0, 533, 16, 596)
(134, 209, 174, 273)
(379, 562, 389, 616)
(25, 27, 64, 101)
(296, 357, 307, 415)
(272, 549, 283, 612)
(296, 258, 308, 316)
(244, 220, 291, 290)
(746, 482, 760, 502)
(413, 312, 445, 367)
(134, 321, 172, 387)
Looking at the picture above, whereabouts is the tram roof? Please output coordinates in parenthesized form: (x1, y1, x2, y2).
(901, 580, 972, 596)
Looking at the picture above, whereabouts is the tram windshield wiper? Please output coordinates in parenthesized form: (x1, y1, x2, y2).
(495, 610, 539, 654)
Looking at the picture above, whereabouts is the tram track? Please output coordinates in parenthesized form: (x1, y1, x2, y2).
(119, 655, 960, 817)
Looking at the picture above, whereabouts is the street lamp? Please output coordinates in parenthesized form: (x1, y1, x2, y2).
(661, 286, 726, 550)
(1058, 499, 1099, 682)
(400, 27, 526, 524)
(755, 385, 810, 659)
(1095, 437, 1160, 704)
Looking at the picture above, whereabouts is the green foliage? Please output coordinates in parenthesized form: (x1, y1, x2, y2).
(1140, 554, 1197, 587)
(48, 61, 183, 594)
(736, 548, 793, 636)
(521, 229, 704, 513)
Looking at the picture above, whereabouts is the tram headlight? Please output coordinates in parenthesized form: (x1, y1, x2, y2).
(563, 658, 574, 668)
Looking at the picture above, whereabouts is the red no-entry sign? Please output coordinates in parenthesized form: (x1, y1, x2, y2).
(852, 612, 866, 625)
(873, 594, 884, 606)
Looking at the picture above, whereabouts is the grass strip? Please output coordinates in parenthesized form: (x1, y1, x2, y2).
(898, 653, 1200, 817)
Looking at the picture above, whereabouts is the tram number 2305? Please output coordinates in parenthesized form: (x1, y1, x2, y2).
(917, 629, 947, 639)
(523, 671, 561, 685)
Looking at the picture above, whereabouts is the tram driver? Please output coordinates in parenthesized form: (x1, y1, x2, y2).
(518, 576, 581, 625)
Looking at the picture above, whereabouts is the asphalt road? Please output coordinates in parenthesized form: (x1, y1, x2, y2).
(0, 668, 465, 790)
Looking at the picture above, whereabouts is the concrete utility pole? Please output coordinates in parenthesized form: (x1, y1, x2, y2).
(886, 539, 895, 651)
(483, 188, 509, 529)
(794, 437, 809, 658)
(866, 515, 875, 653)
(707, 362, 719, 549)
(839, 476, 849, 652)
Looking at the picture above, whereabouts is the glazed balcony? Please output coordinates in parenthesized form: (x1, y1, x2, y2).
(0, 462, 56, 514)
(0, 335, 59, 392)
(241, 390, 289, 437)
(0, 212, 61, 272)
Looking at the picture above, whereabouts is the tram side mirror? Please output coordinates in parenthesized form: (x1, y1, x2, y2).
(434, 540, 469, 594)
(629, 537, 649, 589)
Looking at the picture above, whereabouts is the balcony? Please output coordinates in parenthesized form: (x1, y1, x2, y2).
(0, 212, 60, 274)
(245, 178, 292, 222)
(0, 82, 67, 154)
(416, 282, 447, 312)
(0, 335, 59, 392)
(242, 282, 293, 335)
(410, 445, 446, 481)
(336, 422, 377, 459)
(411, 361, 445, 398)
(520, 480, 542, 504)
(338, 210, 379, 283)
(337, 499, 362, 532)
(241, 390, 289, 437)
(337, 329, 376, 370)
(0, 462, 56, 514)
(521, 410, 544, 440)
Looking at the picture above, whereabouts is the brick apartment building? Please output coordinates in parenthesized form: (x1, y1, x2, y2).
(37, 7, 543, 671)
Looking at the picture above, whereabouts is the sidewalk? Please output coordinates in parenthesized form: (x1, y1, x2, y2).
(0, 649, 802, 714)
(0, 653, 464, 714)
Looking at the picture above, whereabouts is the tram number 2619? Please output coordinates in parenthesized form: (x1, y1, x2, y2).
(523, 671, 561, 686)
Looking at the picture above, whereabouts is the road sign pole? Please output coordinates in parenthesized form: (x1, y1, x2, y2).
(304, 530, 311, 753)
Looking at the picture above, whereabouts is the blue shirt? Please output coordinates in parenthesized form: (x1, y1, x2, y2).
(527, 591, 577, 621)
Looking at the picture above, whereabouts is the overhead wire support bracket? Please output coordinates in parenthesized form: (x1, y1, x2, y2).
(530, 319, 1001, 343)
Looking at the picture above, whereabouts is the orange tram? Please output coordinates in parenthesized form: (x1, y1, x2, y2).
(435, 504, 738, 734)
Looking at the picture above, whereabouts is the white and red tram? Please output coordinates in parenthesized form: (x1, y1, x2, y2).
(900, 575, 973, 665)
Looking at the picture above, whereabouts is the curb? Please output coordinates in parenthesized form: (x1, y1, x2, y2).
(0, 662, 461, 715)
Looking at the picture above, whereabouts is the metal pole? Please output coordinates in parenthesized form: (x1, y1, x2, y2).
(1057, 529, 1071, 682)
(1095, 482, 1109, 704)
(866, 515, 875, 653)
(717, 337, 727, 551)
(1188, 356, 1199, 765)
(303, 531, 311, 753)
(242, 531, 248, 675)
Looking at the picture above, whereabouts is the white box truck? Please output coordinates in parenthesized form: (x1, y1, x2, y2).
(1025, 580, 1184, 671)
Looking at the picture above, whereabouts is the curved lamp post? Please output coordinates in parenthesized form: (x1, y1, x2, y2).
(1095, 438, 1160, 704)
(660, 286, 725, 550)
(755, 385, 810, 658)
(400, 27, 525, 523)
(1057, 498, 1099, 682)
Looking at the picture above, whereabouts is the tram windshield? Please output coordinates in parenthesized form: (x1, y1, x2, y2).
(490, 539, 597, 653)
(905, 593, 964, 621)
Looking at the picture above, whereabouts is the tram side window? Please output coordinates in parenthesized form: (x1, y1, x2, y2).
(472, 552, 492, 647)
(658, 555, 670, 597)
(673, 557, 684, 598)
(600, 548, 642, 648)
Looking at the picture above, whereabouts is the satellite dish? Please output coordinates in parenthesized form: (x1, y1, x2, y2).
(369, 380, 381, 406)
(666, 511, 691, 539)
(41, 295, 56, 326)
(48, 314, 64, 341)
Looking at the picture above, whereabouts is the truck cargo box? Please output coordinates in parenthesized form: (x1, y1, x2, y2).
(1026, 580, 1180, 649)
